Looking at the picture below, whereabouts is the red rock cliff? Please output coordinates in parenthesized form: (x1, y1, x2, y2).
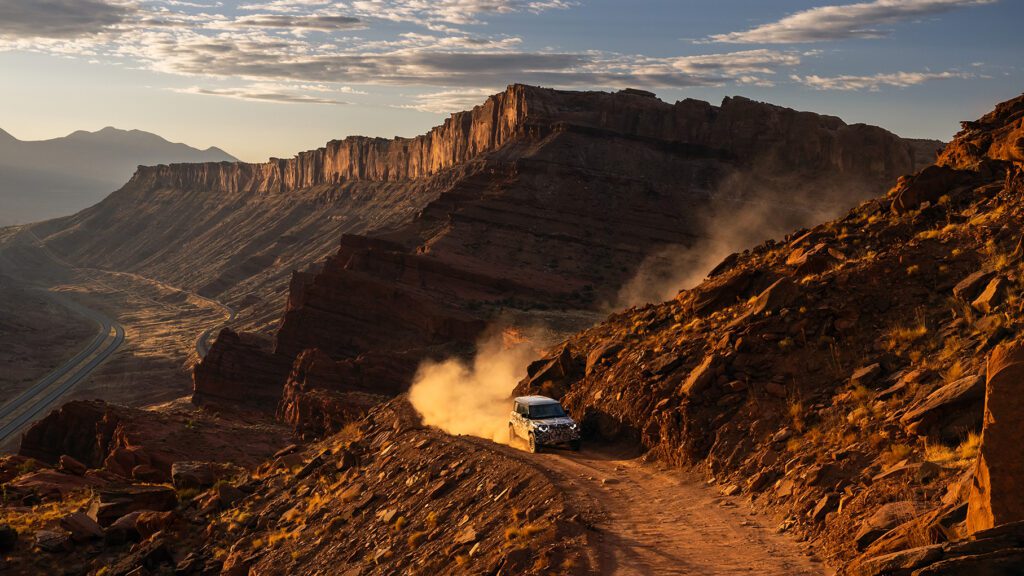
(130, 84, 918, 195)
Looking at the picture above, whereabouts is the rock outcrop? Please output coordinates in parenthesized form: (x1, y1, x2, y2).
(967, 341, 1024, 534)
(19, 399, 289, 481)
(191, 329, 292, 408)
(938, 93, 1024, 169)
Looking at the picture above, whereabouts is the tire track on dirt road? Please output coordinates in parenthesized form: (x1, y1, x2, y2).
(467, 438, 826, 575)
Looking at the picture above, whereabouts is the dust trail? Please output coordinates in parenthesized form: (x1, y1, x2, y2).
(408, 328, 544, 445)
(613, 171, 883, 308)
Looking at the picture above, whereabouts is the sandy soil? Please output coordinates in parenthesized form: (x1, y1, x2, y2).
(480, 439, 828, 576)
(53, 268, 229, 406)
(0, 280, 95, 403)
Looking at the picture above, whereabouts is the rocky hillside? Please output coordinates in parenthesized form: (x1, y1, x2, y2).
(0, 398, 591, 576)
(191, 85, 923, 435)
(0, 127, 235, 226)
(515, 92, 1024, 573)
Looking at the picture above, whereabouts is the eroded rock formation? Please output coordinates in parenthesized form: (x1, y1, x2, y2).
(967, 341, 1024, 533)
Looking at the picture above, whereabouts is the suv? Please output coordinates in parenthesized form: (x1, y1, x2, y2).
(508, 396, 580, 453)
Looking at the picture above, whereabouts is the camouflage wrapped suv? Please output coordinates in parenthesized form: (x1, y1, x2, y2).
(508, 396, 581, 453)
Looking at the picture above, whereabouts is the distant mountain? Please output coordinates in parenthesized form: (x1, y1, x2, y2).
(0, 127, 236, 225)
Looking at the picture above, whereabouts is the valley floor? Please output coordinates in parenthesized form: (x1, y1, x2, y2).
(0, 227, 231, 424)
(476, 439, 827, 575)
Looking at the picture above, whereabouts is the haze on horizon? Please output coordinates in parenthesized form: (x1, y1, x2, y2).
(0, 0, 1021, 162)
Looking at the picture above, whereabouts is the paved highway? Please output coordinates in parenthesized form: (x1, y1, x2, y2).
(0, 290, 125, 444)
(195, 303, 236, 358)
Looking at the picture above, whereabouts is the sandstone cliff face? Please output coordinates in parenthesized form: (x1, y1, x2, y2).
(132, 85, 917, 196)
(190, 86, 921, 433)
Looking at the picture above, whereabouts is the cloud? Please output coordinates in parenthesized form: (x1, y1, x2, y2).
(793, 69, 973, 90)
(347, 0, 574, 26)
(707, 0, 998, 44)
(671, 49, 801, 75)
(228, 14, 363, 30)
(174, 83, 352, 104)
(0, 0, 806, 109)
(0, 0, 134, 38)
(102, 26, 745, 89)
(401, 87, 502, 112)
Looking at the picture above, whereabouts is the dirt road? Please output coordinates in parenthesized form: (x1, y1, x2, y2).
(482, 439, 826, 575)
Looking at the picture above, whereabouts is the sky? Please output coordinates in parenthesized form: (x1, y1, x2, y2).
(0, 0, 1020, 162)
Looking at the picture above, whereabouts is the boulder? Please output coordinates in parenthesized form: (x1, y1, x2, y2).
(748, 277, 799, 316)
(689, 269, 756, 314)
(914, 549, 1024, 576)
(171, 461, 217, 490)
(903, 520, 1024, 575)
(679, 355, 717, 397)
(900, 375, 985, 441)
(855, 501, 929, 550)
(521, 345, 580, 391)
(59, 512, 104, 542)
(136, 510, 181, 540)
(336, 449, 359, 472)
(953, 270, 996, 302)
(971, 277, 1006, 314)
(57, 455, 88, 476)
(7, 468, 106, 501)
(105, 511, 144, 545)
(586, 340, 624, 374)
(889, 165, 972, 214)
(968, 342, 1024, 533)
(812, 493, 840, 522)
(852, 544, 944, 576)
(34, 529, 70, 552)
(788, 243, 839, 275)
(132, 464, 166, 483)
(851, 363, 883, 388)
(88, 485, 178, 527)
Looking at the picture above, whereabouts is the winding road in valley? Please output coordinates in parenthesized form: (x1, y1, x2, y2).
(196, 303, 237, 358)
(0, 226, 230, 445)
(476, 438, 827, 576)
(0, 290, 125, 444)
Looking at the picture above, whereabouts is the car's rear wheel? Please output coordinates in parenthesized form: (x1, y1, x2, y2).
(528, 433, 539, 453)
(570, 439, 581, 451)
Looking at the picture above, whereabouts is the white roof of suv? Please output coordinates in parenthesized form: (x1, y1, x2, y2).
(514, 395, 561, 406)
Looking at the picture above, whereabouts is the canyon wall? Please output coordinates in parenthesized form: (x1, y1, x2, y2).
(129, 84, 918, 195)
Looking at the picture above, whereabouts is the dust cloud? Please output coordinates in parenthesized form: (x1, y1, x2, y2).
(613, 172, 878, 308)
(408, 328, 543, 445)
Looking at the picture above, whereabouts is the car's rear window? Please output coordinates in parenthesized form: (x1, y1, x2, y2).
(528, 403, 566, 419)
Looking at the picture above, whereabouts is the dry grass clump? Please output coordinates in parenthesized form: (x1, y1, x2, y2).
(504, 523, 545, 544)
(1, 491, 92, 533)
(886, 323, 928, 352)
(881, 443, 914, 467)
(787, 399, 805, 433)
(407, 530, 429, 548)
(924, 432, 982, 468)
